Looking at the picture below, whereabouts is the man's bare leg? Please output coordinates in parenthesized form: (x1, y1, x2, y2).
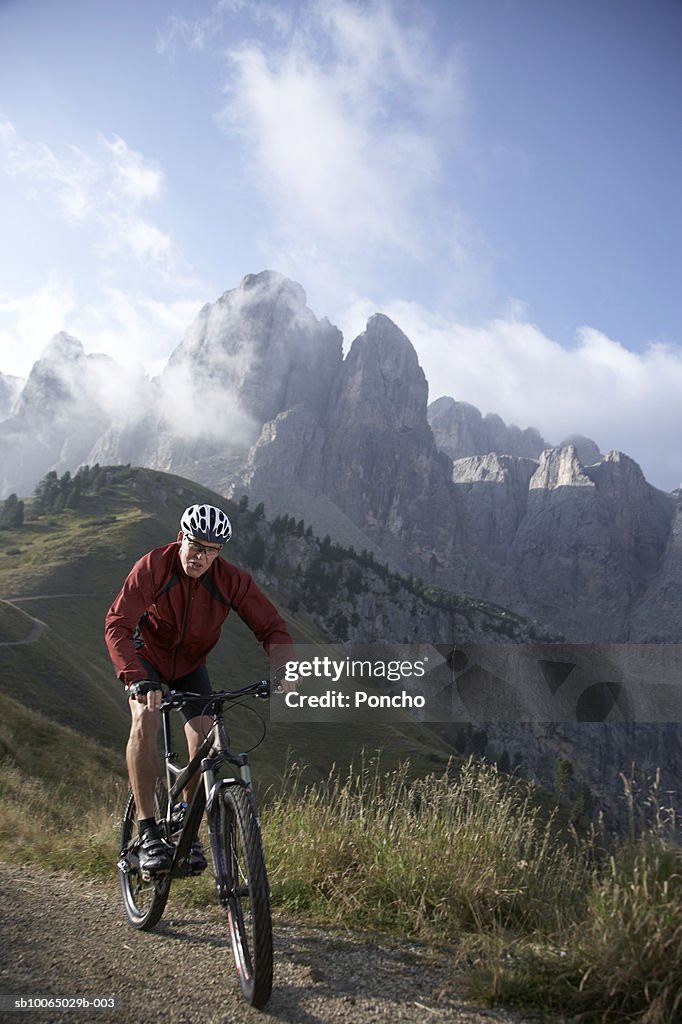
(126, 697, 161, 821)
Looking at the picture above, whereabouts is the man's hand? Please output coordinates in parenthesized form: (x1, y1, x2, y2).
(274, 664, 299, 694)
(278, 674, 299, 694)
(127, 680, 163, 710)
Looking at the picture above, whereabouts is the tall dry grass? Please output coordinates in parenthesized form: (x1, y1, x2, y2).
(264, 756, 590, 938)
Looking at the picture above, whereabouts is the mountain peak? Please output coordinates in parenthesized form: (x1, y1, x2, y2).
(166, 271, 342, 428)
(334, 315, 428, 431)
(530, 446, 595, 490)
(41, 332, 85, 364)
(239, 270, 307, 308)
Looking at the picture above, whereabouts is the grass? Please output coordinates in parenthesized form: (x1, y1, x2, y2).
(0, 742, 679, 1023)
(264, 755, 588, 938)
(262, 758, 682, 1023)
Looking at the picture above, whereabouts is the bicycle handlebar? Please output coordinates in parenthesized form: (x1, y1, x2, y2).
(160, 679, 271, 710)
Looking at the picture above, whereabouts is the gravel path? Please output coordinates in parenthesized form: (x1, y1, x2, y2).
(0, 862, 533, 1024)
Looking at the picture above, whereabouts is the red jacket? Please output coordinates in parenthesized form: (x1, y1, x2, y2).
(105, 543, 295, 686)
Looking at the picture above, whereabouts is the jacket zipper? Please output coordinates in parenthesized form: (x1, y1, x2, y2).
(170, 577, 193, 681)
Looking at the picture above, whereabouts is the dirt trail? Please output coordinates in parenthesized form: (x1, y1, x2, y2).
(0, 862, 532, 1024)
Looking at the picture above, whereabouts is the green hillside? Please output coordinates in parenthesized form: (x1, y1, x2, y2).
(0, 465, 460, 791)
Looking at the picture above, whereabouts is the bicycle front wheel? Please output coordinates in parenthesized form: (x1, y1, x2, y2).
(118, 781, 171, 930)
(218, 785, 273, 1008)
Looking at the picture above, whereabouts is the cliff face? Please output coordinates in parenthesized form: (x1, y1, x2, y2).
(165, 271, 343, 425)
(506, 449, 673, 639)
(321, 315, 455, 564)
(230, 312, 453, 569)
(629, 490, 682, 641)
(87, 270, 343, 478)
(428, 395, 547, 460)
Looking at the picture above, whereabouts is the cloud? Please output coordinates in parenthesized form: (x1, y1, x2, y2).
(0, 274, 77, 377)
(217, 0, 465, 297)
(0, 120, 207, 378)
(156, 1, 290, 58)
(73, 286, 205, 379)
(0, 119, 171, 267)
(0, 273, 204, 383)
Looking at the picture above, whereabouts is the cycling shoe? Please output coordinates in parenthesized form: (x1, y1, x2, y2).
(138, 827, 172, 876)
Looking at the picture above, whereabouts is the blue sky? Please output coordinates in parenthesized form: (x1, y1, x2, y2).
(1, 0, 681, 488)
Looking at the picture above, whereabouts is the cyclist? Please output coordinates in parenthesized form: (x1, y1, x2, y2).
(105, 503, 297, 876)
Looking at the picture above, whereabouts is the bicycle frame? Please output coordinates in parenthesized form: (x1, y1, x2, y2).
(159, 684, 268, 892)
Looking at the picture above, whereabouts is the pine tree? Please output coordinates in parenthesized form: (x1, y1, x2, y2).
(0, 493, 24, 529)
(244, 534, 266, 569)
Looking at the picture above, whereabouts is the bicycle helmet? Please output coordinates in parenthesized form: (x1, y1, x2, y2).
(180, 504, 232, 545)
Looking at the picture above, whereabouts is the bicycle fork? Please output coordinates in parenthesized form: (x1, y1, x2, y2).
(203, 751, 254, 905)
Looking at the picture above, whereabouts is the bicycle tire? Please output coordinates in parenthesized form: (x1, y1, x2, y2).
(218, 785, 273, 1007)
(118, 781, 171, 930)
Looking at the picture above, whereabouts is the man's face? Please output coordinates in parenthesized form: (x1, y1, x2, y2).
(177, 532, 222, 578)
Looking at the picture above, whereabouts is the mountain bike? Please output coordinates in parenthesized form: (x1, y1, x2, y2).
(117, 681, 274, 1008)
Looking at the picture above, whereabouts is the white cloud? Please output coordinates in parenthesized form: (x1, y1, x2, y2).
(0, 118, 96, 223)
(0, 273, 204, 383)
(0, 119, 208, 379)
(0, 119, 173, 268)
(100, 134, 163, 203)
(218, 0, 464, 292)
(0, 274, 77, 376)
(68, 286, 205, 379)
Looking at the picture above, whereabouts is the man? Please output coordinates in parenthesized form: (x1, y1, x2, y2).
(105, 502, 297, 876)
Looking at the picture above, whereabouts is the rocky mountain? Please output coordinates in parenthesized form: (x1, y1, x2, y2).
(427, 395, 602, 465)
(2, 270, 681, 646)
(228, 306, 677, 644)
(233, 313, 456, 575)
(448, 446, 674, 641)
(87, 271, 343, 481)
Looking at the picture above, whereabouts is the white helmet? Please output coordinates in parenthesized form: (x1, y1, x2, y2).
(180, 504, 232, 545)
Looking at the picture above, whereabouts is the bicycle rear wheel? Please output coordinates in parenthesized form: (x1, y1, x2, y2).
(218, 785, 273, 1007)
(118, 781, 171, 930)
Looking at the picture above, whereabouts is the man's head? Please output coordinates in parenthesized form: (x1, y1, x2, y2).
(178, 504, 232, 578)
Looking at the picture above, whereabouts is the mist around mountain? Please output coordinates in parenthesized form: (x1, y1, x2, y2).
(0, 371, 24, 421)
